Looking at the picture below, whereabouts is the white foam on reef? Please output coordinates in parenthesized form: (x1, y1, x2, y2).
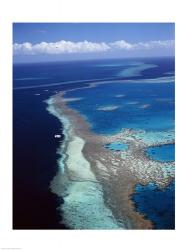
(139, 76, 174, 83)
(63, 97, 83, 102)
(97, 105, 120, 111)
(61, 181, 122, 229)
(66, 136, 95, 181)
(46, 97, 122, 229)
(118, 63, 157, 77)
(46, 98, 71, 173)
(124, 76, 174, 84)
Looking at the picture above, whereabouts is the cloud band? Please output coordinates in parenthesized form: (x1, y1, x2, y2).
(13, 39, 174, 55)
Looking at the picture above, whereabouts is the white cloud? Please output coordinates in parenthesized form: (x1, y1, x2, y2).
(135, 40, 175, 50)
(13, 40, 110, 55)
(110, 40, 174, 50)
(109, 40, 134, 50)
(13, 39, 174, 55)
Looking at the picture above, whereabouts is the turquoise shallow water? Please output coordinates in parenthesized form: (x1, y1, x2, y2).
(104, 142, 128, 151)
(146, 143, 175, 162)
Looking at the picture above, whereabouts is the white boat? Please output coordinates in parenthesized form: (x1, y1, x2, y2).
(54, 134, 61, 138)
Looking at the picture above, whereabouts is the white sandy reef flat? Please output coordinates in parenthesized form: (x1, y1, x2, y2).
(47, 98, 123, 229)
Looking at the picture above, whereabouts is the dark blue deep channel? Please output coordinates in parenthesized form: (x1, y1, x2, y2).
(13, 88, 67, 229)
(132, 181, 175, 229)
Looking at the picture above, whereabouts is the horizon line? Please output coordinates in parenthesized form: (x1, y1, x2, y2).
(13, 55, 175, 65)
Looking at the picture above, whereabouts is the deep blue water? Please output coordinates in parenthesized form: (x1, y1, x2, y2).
(64, 81, 174, 134)
(13, 57, 175, 229)
(13, 57, 174, 89)
(146, 144, 175, 162)
(132, 181, 175, 229)
(13, 89, 65, 229)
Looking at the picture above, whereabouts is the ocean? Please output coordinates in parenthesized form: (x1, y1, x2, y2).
(13, 57, 175, 229)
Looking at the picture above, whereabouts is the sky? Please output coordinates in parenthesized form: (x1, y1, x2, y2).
(13, 23, 175, 63)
